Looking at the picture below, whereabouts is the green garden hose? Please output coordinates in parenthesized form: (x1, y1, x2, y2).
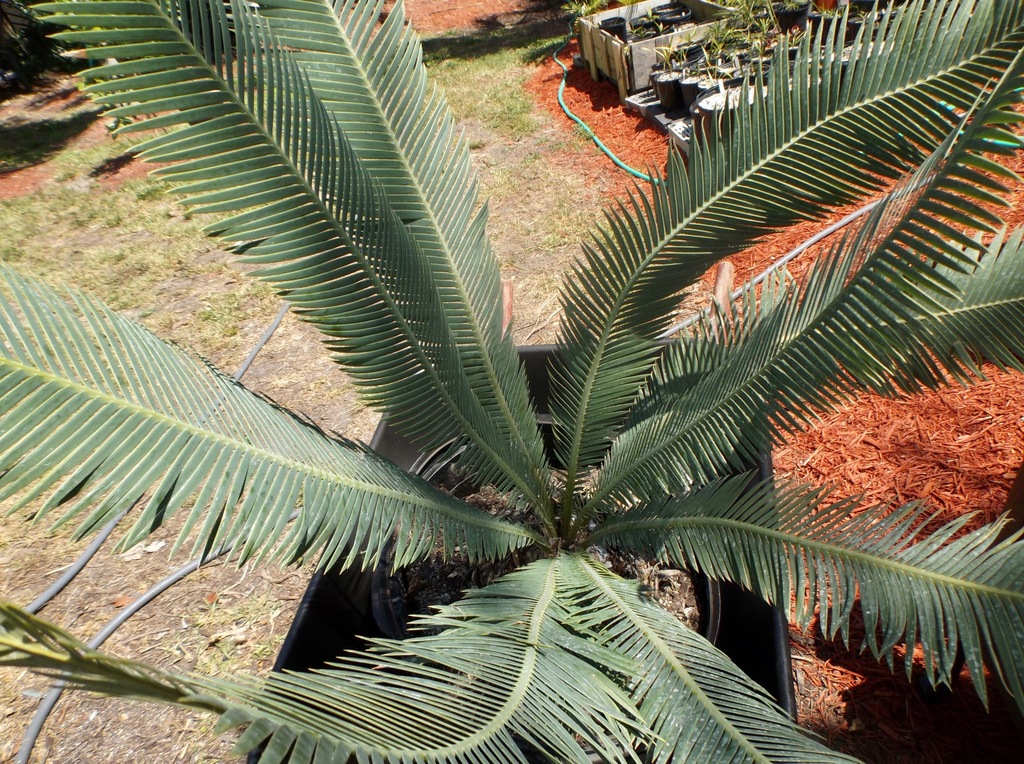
(554, 19, 654, 183)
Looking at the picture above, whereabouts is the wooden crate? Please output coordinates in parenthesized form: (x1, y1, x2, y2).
(578, 0, 728, 101)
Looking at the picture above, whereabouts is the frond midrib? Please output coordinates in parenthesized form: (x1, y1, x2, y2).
(565, 30, 1020, 503)
(593, 516, 1024, 602)
(2, 357, 532, 538)
(340, 560, 557, 758)
(89, 0, 548, 509)
(575, 556, 770, 764)
(272, 0, 550, 510)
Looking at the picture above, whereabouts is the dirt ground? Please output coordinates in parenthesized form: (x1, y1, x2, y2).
(1, 0, 1023, 762)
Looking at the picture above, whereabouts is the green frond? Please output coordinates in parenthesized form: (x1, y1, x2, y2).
(0, 267, 536, 569)
(590, 58, 1024, 507)
(35, 0, 551, 509)
(0, 560, 647, 763)
(548, 0, 1024, 507)
(920, 227, 1024, 373)
(593, 478, 1024, 712)
(558, 556, 854, 764)
(252, 0, 547, 513)
(0, 600, 229, 713)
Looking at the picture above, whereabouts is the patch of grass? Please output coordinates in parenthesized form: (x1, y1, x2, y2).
(174, 575, 290, 677)
(0, 136, 279, 366)
(421, 19, 563, 64)
(194, 282, 281, 357)
(422, 24, 564, 141)
(482, 148, 601, 254)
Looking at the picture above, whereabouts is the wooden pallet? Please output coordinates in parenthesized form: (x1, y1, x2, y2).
(578, 0, 727, 101)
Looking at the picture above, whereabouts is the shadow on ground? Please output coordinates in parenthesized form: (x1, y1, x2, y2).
(0, 107, 99, 172)
(423, 16, 567, 65)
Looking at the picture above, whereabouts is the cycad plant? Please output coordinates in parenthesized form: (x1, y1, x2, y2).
(3, 0, 1024, 761)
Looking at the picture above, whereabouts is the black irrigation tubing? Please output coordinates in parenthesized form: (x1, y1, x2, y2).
(16, 301, 292, 763)
(23, 301, 291, 617)
(15, 542, 235, 764)
(23, 509, 131, 615)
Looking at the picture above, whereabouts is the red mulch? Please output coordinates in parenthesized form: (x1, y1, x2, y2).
(401, 0, 560, 33)
(525, 39, 668, 199)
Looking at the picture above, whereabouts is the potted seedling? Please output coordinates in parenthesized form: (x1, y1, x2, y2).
(600, 13, 630, 42)
(688, 15, 772, 139)
(653, 1, 693, 27)
(3, 2, 1024, 763)
(771, 0, 811, 31)
(807, 0, 850, 42)
(651, 44, 688, 112)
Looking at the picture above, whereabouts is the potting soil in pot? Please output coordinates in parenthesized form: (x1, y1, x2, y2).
(697, 86, 761, 112)
(393, 462, 702, 633)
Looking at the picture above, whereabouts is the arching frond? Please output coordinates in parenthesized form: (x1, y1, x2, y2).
(36, 0, 551, 509)
(0, 267, 536, 568)
(592, 478, 1024, 713)
(590, 54, 1024, 507)
(0, 560, 646, 764)
(558, 556, 854, 764)
(251, 0, 547, 514)
(549, 0, 1024, 507)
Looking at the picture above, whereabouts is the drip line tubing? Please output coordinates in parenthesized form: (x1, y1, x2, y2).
(23, 302, 291, 617)
(16, 301, 292, 763)
(15, 543, 234, 764)
(659, 199, 881, 338)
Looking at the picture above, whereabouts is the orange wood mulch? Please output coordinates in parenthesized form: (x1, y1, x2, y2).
(525, 39, 669, 199)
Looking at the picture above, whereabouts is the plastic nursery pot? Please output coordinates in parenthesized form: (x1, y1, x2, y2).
(255, 346, 796, 763)
(678, 78, 704, 111)
(849, 0, 888, 12)
(629, 20, 661, 41)
(652, 69, 687, 113)
(807, 10, 860, 45)
(689, 79, 766, 145)
(653, 2, 692, 27)
(772, 2, 810, 31)
(598, 15, 628, 43)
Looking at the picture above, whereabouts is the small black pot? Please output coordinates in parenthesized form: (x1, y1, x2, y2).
(653, 69, 687, 113)
(772, 2, 810, 31)
(629, 20, 662, 41)
(678, 78, 704, 111)
(807, 10, 862, 45)
(599, 15, 628, 43)
(849, 0, 888, 12)
(690, 81, 766, 145)
(653, 3, 692, 27)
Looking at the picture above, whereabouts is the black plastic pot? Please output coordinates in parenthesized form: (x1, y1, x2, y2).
(629, 20, 662, 41)
(599, 15, 628, 43)
(653, 3, 692, 27)
(849, 0, 888, 12)
(256, 345, 796, 762)
(772, 2, 810, 31)
(678, 78, 704, 111)
(690, 81, 764, 145)
(652, 69, 687, 113)
(807, 10, 862, 45)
